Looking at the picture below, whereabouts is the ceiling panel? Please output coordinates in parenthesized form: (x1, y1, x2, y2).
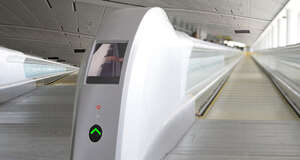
(80, 36, 94, 51)
(164, 0, 250, 17)
(77, 2, 105, 35)
(167, 9, 268, 44)
(0, 0, 289, 66)
(0, 3, 24, 25)
(65, 34, 81, 48)
(250, 0, 288, 20)
(49, 0, 78, 33)
(0, 25, 68, 45)
(168, 10, 268, 29)
(112, 0, 288, 20)
(0, 0, 41, 27)
(20, 0, 59, 30)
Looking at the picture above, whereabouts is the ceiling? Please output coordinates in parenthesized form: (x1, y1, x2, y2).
(0, 0, 289, 65)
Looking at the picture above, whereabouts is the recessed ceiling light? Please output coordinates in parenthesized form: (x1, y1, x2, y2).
(234, 30, 250, 34)
(47, 57, 59, 60)
(74, 49, 86, 53)
(57, 59, 66, 62)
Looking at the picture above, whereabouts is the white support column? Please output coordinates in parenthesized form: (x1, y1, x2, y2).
(267, 35, 269, 48)
(277, 19, 281, 46)
(272, 24, 278, 48)
(270, 27, 274, 48)
(279, 16, 287, 47)
(196, 27, 201, 39)
(287, 9, 298, 45)
(298, 13, 300, 43)
(270, 30, 272, 48)
(265, 32, 268, 49)
(200, 29, 207, 40)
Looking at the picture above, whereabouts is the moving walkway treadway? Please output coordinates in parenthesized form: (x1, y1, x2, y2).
(0, 56, 300, 160)
(49, 72, 78, 86)
(0, 79, 76, 159)
(204, 56, 298, 120)
(0, 86, 75, 160)
(165, 56, 300, 159)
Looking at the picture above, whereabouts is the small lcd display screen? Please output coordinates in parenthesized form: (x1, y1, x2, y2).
(86, 43, 128, 84)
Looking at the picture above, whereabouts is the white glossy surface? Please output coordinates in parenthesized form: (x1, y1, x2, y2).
(119, 8, 194, 160)
(116, 8, 241, 160)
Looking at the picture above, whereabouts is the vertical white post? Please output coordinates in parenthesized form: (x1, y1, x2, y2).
(298, 13, 300, 43)
(267, 33, 270, 48)
(270, 26, 274, 48)
(279, 15, 287, 47)
(269, 30, 272, 48)
(287, 9, 298, 45)
(196, 27, 201, 39)
(272, 24, 278, 48)
(277, 19, 281, 46)
(266, 32, 269, 49)
(200, 29, 207, 40)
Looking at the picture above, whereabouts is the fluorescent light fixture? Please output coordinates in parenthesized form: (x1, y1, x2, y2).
(224, 40, 246, 48)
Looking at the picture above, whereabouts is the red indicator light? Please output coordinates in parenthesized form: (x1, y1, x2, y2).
(96, 105, 101, 110)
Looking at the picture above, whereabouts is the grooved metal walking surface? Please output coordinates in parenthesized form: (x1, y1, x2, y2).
(165, 56, 300, 160)
(0, 86, 75, 160)
(165, 120, 300, 160)
(206, 56, 297, 120)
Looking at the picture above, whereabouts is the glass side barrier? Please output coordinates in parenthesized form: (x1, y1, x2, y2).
(253, 45, 300, 92)
(186, 48, 241, 93)
(23, 58, 75, 79)
(0, 47, 78, 87)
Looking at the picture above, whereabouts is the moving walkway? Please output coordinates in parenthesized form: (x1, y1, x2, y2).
(204, 56, 297, 120)
(165, 55, 300, 160)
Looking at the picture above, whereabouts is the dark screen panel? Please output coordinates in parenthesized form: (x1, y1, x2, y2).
(86, 43, 128, 84)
